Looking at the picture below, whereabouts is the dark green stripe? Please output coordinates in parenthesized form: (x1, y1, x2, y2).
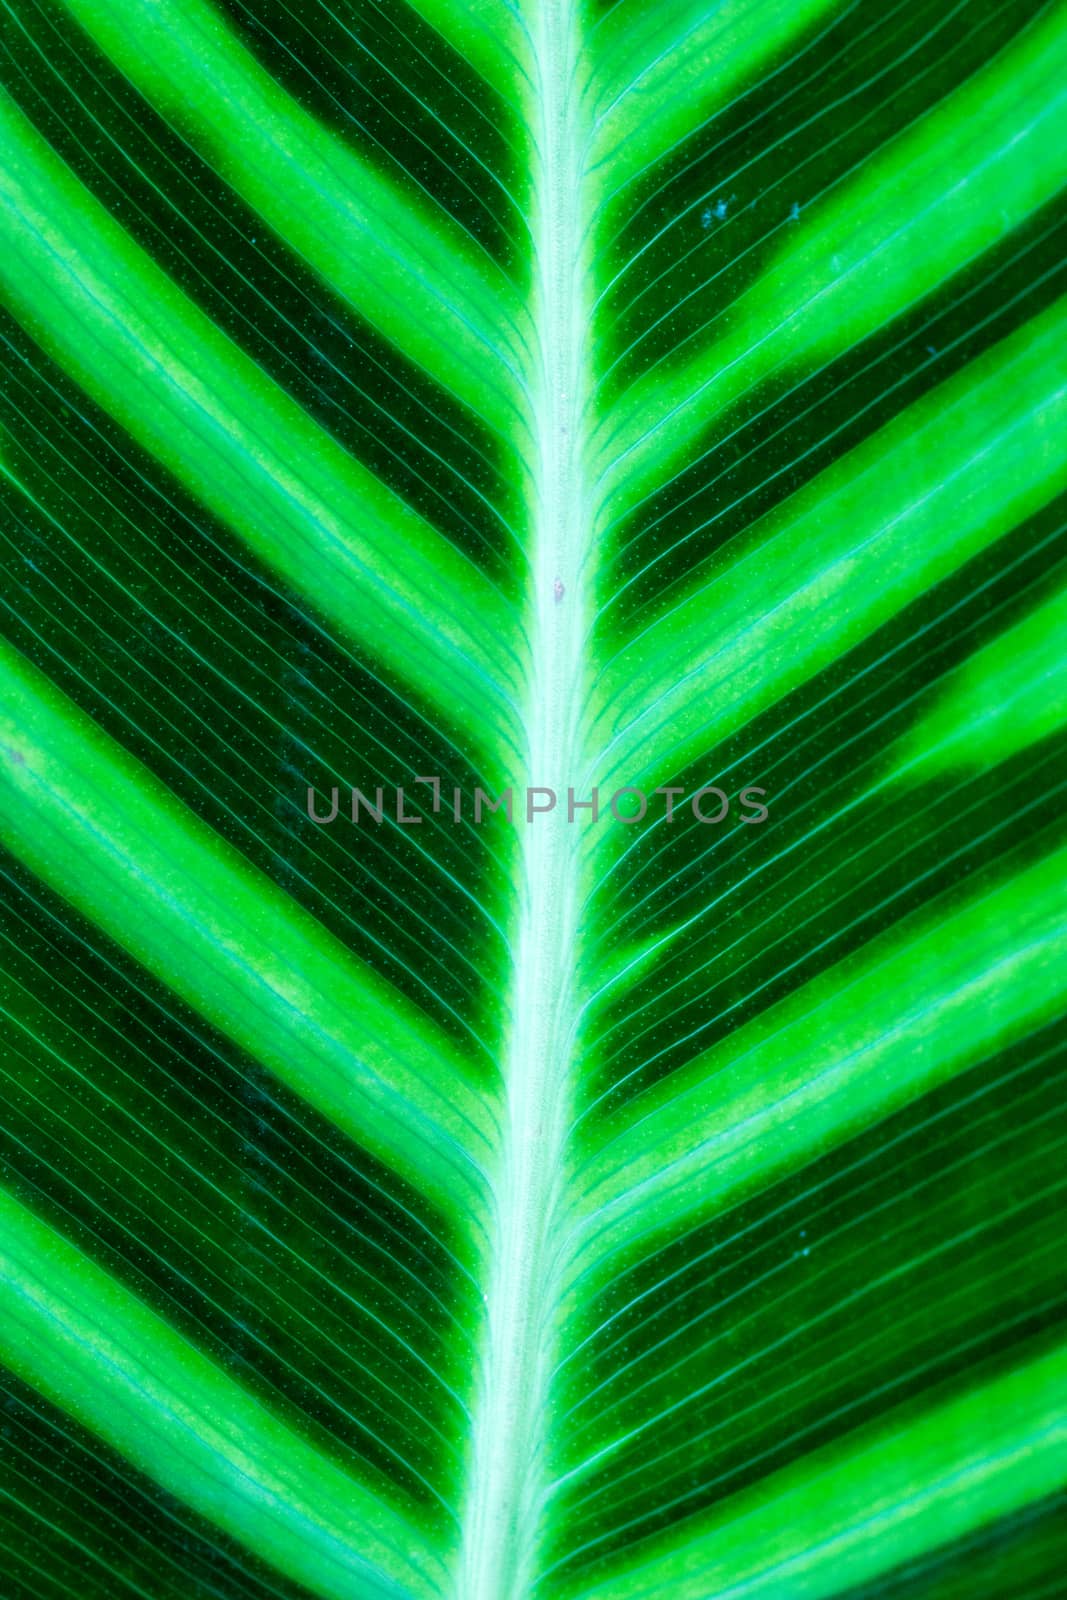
(587, 497, 1067, 1109)
(0, 3, 521, 587)
(603, 198, 1067, 632)
(555, 1024, 1067, 1578)
(216, 0, 526, 273)
(597, 0, 1049, 392)
(0, 851, 475, 1526)
(0, 317, 513, 1061)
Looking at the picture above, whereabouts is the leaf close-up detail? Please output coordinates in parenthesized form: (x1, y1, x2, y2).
(0, 1, 1065, 1598)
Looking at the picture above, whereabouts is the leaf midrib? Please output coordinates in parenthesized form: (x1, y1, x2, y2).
(458, 3, 595, 1595)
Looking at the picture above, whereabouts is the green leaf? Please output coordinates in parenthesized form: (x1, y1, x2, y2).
(574, 840, 1067, 1273)
(595, 295, 1067, 789)
(571, 1339, 1067, 1600)
(0, 636, 493, 1217)
(601, 3, 1067, 510)
(54, 0, 528, 434)
(589, 0, 841, 193)
(0, 1, 1064, 1598)
(0, 1185, 445, 1600)
(0, 90, 519, 749)
(889, 581, 1067, 781)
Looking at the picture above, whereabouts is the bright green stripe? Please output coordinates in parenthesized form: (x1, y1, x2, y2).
(604, 5, 1067, 508)
(0, 639, 494, 1221)
(0, 91, 519, 753)
(404, 0, 527, 90)
(589, 0, 841, 195)
(57, 0, 526, 434)
(890, 584, 1067, 784)
(596, 298, 1067, 789)
(0, 1186, 442, 1600)
(574, 840, 1067, 1272)
(573, 1338, 1067, 1600)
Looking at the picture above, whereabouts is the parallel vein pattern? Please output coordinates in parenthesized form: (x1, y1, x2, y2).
(0, 1, 1064, 1598)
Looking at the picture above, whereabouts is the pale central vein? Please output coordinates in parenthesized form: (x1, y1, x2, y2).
(457, 2, 594, 1595)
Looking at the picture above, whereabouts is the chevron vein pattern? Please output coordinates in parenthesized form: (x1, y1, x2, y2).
(0, 0, 1066, 1597)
